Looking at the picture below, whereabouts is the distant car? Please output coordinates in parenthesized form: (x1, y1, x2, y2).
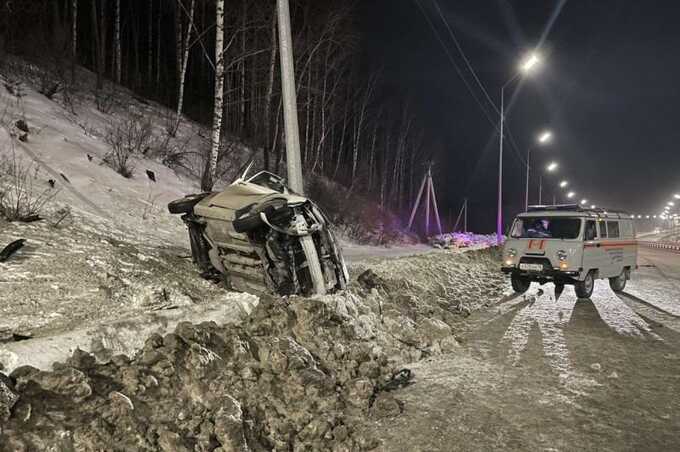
(168, 163, 348, 297)
(501, 205, 638, 298)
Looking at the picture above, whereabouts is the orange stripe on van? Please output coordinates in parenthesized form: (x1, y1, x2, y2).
(584, 241, 638, 248)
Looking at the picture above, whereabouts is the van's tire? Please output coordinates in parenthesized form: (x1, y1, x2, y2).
(511, 274, 531, 293)
(609, 269, 628, 292)
(168, 193, 211, 215)
(575, 271, 595, 299)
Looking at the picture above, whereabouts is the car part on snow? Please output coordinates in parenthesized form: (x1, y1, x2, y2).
(169, 169, 348, 297)
(167, 193, 212, 215)
(0, 239, 26, 263)
(369, 368, 414, 408)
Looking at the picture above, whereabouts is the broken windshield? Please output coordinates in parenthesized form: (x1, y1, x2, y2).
(511, 217, 582, 239)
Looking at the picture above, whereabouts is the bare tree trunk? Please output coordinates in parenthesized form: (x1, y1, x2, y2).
(155, 0, 161, 89)
(71, 0, 78, 84)
(147, 0, 153, 86)
(174, 0, 196, 133)
(239, 0, 247, 135)
(333, 96, 349, 179)
(263, 12, 278, 171)
(90, 0, 104, 90)
(114, 0, 121, 83)
(203, 0, 225, 191)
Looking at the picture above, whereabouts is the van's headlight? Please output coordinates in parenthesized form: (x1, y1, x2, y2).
(556, 250, 569, 270)
(504, 248, 517, 267)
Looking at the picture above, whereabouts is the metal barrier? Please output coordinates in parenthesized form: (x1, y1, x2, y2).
(640, 241, 680, 253)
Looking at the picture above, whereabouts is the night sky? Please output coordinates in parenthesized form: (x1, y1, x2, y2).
(359, 0, 680, 232)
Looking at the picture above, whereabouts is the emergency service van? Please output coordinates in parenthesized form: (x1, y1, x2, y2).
(501, 205, 637, 298)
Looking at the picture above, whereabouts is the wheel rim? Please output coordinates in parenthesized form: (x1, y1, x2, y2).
(585, 274, 594, 293)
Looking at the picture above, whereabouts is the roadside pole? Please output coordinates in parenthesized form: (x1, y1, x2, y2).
(276, 0, 304, 194)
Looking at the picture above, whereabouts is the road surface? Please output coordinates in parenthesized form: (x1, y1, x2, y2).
(365, 246, 680, 451)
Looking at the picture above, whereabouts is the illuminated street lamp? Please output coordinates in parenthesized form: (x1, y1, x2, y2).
(537, 130, 553, 144)
(567, 191, 576, 199)
(497, 51, 544, 242)
(538, 162, 559, 205)
(525, 129, 554, 210)
(590, 204, 596, 209)
(580, 199, 588, 205)
(675, 194, 680, 199)
(559, 180, 568, 188)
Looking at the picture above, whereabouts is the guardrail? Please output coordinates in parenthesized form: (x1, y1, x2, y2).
(640, 241, 680, 253)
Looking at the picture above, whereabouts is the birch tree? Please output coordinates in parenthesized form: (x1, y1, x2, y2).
(71, 0, 78, 84)
(173, 0, 196, 134)
(202, 0, 225, 191)
(114, 0, 121, 83)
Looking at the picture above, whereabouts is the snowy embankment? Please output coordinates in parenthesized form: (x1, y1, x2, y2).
(0, 61, 511, 450)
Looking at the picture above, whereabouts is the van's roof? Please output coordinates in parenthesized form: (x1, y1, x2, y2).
(518, 204, 634, 220)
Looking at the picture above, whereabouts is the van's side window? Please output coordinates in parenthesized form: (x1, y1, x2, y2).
(584, 220, 597, 240)
(599, 221, 608, 238)
(607, 221, 620, 238)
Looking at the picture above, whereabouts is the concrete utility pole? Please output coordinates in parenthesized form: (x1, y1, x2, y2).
(276, 0, 304, 194)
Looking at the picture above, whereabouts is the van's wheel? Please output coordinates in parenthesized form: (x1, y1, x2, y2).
(609, 269, 628, 292)
(511, 274, 531, 293)
(575, 271, 595, 299)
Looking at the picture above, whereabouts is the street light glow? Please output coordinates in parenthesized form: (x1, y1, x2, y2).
(519, 53, 541, 73)
(546, 162, 558, 172)
(669, 202, 675, 206)
(580, 199, 588, 205)
(537, 130, 553, 144)
(567, 191, 575, 199)
(559, 180, 568, 188)
(590, 204, 596, 209)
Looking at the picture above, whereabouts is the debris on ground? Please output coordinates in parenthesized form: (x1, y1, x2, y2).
(0, 248, 505, 451)
(0, 239, 25, 263)
(429, 232, 500, 249)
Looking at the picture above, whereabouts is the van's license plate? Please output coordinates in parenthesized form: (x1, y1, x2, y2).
(519, 263, 544, 271)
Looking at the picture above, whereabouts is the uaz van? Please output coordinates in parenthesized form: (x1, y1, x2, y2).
(501, 205, 637, 298)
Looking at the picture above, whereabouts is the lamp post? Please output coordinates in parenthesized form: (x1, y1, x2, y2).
(538, 161, 559, 205)
(525, 130, 553, 211)
(497, 52, 542, 243)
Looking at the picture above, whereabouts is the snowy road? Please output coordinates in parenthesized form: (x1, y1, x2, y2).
(364, 247, 680, 451)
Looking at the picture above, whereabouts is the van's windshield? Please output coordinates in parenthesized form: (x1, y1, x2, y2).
(511, 217, 582, 239)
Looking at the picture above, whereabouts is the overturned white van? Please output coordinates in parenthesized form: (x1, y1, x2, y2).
(501, 205, 637, 298)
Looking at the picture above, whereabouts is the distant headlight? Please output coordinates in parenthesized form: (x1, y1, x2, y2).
(556, 250, 568, 261)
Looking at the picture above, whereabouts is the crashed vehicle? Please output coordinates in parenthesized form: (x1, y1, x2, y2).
(168, 164, 349, 297)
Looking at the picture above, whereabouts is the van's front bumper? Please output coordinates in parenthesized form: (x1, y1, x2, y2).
(501, 266, 582, 283)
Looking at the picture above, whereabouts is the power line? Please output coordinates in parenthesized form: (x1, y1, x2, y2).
(413, 0, 499, 131)
(431, 0, 499, 116)
(428, 0, 527, 167)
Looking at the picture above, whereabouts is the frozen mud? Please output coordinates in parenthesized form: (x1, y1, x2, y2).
(0, 249, 505, 451)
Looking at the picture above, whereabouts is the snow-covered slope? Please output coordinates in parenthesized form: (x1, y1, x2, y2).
(0, 63, 247, 337)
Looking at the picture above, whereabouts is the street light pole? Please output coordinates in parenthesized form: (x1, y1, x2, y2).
(525, 145, 531, 211)
(496, 51, 543, 243)
(277, 0, 304, 194)
(497, 87, 505, 243)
